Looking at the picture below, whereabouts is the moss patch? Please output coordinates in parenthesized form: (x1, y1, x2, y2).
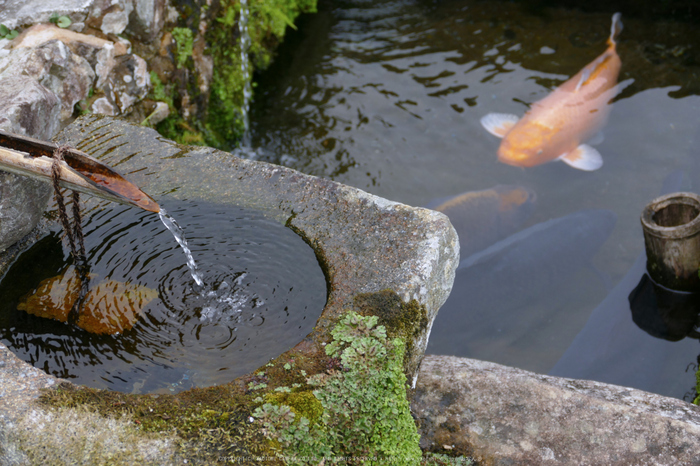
(265, 390, 324, 424)
(354, 289, 430, 376)
(149, 0, 318, 149)
(3, 405, 177, 465)
(172, 27, 195, 69)
(39, 381, 281, 465)
(254, 312, 422, 465)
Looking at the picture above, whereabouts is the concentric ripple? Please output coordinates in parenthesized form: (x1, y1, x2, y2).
(0, 200, 327, 394)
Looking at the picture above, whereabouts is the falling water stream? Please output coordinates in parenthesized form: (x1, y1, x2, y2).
(238, 0, 253, 147)
(158, 209, 205, 288)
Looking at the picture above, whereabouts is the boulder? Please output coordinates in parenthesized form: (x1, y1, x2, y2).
(0, 0, 166, 42)
(91, 53, 150, 115)
(89, 0, 134, 35)
(1, 40, 94, 121)
(413, 355, 700, 465)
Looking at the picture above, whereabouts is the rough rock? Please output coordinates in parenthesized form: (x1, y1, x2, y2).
(91, 53, 150, 115)
(413, 355, 700, 465)
(90, 0, 134, 35)
(0, 76, 60, 139)
(0, 341, 181, 465)
(0, 0, 165, 42)
(0, 76, 59, 252)
(1, 41, 94, 121)
(0, 0, 92, 31)
(127, 0, 166, 42)
(12, 23, 130, 64)
(4, 22, 149, 119)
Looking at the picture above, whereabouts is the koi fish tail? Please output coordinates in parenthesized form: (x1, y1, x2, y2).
(607, 13, 623, 48)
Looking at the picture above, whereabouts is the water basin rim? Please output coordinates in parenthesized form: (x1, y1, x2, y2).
(641, 192, 700, 238)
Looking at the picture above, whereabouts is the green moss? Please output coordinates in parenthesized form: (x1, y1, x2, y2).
(188, 0, 317, 148)
(694, 366, 700, 405)
(204, 2, 248, 147)
(172, 27, 195, 69)
(39, 381, 281, 465)
(354, 290, 429, 376)
(265, 390, 324, 424)
(149, 71, 173, 108)
(254, 311, 422, 465)
(246, 0, 317, 69)
(146, 0, 317, 148)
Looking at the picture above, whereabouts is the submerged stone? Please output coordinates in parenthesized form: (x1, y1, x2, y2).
(18, 266, 157, 334)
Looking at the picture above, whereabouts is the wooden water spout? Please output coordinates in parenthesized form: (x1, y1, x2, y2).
(641, 192, 700, 292)
(0, 129, 159, 213)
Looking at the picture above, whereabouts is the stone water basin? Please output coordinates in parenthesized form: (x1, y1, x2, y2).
(0, 114, 458, 462)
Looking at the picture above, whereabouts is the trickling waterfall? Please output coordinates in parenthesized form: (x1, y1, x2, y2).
(239, 0, 253, 147)
(158, 208, 205, 288)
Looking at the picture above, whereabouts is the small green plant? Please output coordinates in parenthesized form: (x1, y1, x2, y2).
(254, 311, 422, 465)
(171, 27, 194, 69)
(0, 24, 19, 39)
(694, 366, 700, 405)
(49, 13, 72, 28)
(148, 72, 173, 107)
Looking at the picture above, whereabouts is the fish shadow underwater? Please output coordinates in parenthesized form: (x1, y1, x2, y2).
(426, 184, 536, 258)
(428, 208, 617, 359)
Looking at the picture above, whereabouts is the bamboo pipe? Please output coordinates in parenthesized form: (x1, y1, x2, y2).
(0, 129, 159, 213)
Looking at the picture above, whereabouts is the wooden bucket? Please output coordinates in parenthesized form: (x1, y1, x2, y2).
(641, 192, 700, 292)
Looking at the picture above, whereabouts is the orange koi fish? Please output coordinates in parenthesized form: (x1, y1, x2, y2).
(481, 13, 624, 171)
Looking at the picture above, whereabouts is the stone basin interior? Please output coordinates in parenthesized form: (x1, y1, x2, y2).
(652, 201, 700, 228)
(0, 197, 327, 394)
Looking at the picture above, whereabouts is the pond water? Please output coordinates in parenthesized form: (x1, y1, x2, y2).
(0, 200, 326, 394)
(248, 0, 700, 399)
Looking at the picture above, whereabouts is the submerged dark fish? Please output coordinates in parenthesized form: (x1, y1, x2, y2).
(428, 209, 616, 356)
(426, 185, 536, 258)
(549, 171, 698, 398)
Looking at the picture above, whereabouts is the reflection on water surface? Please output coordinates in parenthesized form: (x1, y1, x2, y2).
(0, 201, 326, 394)
(250, 0, 700, 398)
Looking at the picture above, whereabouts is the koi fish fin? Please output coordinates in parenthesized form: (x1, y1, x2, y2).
(607, 13, 623, 48)
(588, 131, 605, 146)
(480, 113, 519, 138)
(559, 144, 603, 171)
(614, 78, 635, 97)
